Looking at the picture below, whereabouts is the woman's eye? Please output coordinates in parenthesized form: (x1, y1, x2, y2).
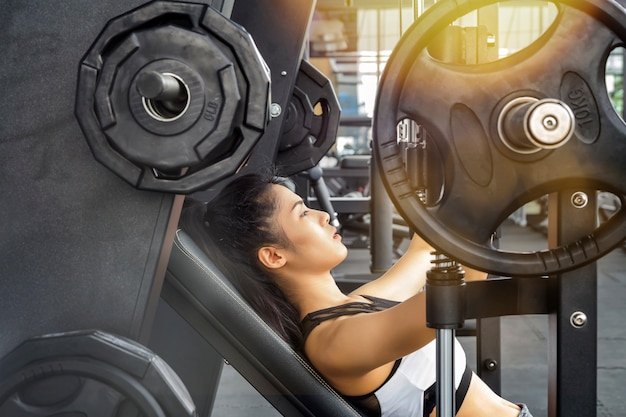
(301, 210, 309, 217)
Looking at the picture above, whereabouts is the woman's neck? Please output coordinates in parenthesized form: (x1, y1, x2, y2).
(278, 271, 356, 319)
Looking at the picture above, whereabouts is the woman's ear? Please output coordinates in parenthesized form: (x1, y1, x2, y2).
(257, 246, 286, 269)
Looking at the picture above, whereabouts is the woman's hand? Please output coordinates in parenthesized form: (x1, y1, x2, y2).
(407, 233, 488, 282)
(352, 233, 487, 300)
(464, 265, 488, 281)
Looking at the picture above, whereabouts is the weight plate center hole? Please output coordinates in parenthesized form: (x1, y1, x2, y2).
(138, 72, 191, 122)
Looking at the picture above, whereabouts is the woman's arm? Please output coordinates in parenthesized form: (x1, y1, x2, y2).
(304, 288, 435, 394)
(351, 234, 487, 301)
(350, 233, 434, 301)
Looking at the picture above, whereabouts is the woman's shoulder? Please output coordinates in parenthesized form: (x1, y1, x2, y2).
(301, 295, 399, 339)
(349, 278, 416, 302)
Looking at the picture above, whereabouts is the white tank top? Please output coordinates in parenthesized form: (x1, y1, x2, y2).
(301, 295, 470, 417)
(372, 338, 467, 417)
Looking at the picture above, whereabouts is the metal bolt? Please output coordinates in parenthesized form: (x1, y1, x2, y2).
(570, 311, 587, 328)
(280, 70, 287, 76)
(270, 103, 282, 118)
(543, 115, 557, 130)
(571, 191, 589, 209)
(484, 359, 498, 371)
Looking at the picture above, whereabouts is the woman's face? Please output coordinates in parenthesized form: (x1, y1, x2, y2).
(270, 184, 348, 273)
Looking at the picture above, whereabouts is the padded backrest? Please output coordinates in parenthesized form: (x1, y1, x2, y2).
(164, 229, 365, 417)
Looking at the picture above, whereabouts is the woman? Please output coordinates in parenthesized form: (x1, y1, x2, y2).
(180, 172, 532, 417)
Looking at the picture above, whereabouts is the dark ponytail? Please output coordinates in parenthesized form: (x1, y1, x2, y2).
(179, 173, 304, 350)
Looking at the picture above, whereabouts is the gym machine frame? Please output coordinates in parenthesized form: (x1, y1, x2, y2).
(424, 194, 597, 417)
(372, 1, 626, 416)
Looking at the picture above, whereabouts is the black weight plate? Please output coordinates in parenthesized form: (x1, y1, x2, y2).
(276, 59, 341, 176)
(98, 26, 241, 170)
(0, 330, 195, 417)
(373, 0, 626, 276)
(76, 1, 270, 193)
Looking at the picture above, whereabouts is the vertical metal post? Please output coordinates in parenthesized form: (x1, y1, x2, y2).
(477, 229, 502, 393)
(399, 0, 403, 35)
(370, 156, 395, 273)
(370, 6, 394, 273)
(477, 3, 499, 62)
(412, 0, 424, 22)
(622, 48, 626, 121)
(436, 329, 456, 417)
(427, 255, 466, 417)
(547, 189, 597, 417)
(477, 316, 501, 394)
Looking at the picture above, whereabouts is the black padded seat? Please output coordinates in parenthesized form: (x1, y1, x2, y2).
(163, 229, 366, 417)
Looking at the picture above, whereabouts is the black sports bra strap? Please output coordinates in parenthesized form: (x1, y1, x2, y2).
(301, 295, 399, 340)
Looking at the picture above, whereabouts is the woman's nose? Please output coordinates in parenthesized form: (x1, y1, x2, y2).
(319, 210, 330, 225)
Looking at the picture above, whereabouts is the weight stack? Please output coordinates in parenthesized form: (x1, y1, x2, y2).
(0, 0, 231, 359)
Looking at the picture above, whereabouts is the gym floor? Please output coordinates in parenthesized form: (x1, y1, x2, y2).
(210, 220, 626, 417)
